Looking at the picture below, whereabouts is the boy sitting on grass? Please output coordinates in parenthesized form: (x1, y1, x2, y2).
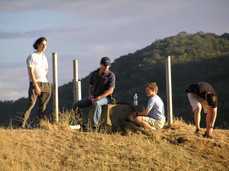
(134, 82, 166, 130)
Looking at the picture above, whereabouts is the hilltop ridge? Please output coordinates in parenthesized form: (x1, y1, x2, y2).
(0, 118, 228, 170)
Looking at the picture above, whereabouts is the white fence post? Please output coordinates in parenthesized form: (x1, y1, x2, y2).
(73, 60, 81, 102)
(165, 56, 173, 126)
(52, 52, 59, 123)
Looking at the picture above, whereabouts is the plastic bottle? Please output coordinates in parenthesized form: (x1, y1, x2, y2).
(133, 93, 138, 105)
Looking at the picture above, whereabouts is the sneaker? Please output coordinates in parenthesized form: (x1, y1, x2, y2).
(92, 125, 97, 131)
(195, 129, 201, 136)
(69, 124, 81, 130)
(203, 133, 213, 139)
(92, 125, 101, 132)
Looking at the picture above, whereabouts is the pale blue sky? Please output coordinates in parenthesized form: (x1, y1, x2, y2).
(0, 0, 228, 101)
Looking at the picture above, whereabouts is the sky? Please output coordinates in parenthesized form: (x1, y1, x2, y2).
(0, 0, 229, 101)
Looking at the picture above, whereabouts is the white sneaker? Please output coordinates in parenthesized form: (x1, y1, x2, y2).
(70, 124, 81, 130)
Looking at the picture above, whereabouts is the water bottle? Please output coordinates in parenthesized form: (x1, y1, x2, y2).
(133, 93, 138, 105)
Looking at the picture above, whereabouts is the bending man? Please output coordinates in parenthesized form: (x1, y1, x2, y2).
(186, 82, 217, 138)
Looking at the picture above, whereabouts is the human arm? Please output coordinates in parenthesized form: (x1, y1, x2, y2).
(28, 67, 41, 95)
(92, 87, 114, 103)
(134, 96, 156, 117)
(209, 107, 217, 127)
(206, 107, 217, 135)
(46, 68, 48, 78)
(88, 84, 94, 100)
(190, 93, 208, 105)
(135, 109, 150, 117)
(210, 107, 217, 134)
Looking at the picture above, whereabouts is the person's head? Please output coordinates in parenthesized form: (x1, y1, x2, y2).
(100, 57, 111, 72)
(33, 37, 47, 53)
(206, 93, 217, 108)
(146, 82, 158, 97)
(100, 57, 111, 66)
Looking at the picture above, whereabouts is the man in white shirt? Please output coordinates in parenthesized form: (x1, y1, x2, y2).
(20, 37, 51, 128)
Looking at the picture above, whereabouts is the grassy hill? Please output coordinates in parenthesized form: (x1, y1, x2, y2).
(0, 118, 228, 171)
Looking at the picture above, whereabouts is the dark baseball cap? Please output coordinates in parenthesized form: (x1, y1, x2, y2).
(100, 57, 111, 66)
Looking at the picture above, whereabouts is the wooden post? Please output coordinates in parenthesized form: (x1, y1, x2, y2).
(165, 56, 173, 126)
(73, 60, 82, 102)
(52, 53, 59, 123)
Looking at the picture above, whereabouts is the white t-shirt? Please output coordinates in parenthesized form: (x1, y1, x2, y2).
(26, 51, 48, 82)
(146, 95, 165, 120)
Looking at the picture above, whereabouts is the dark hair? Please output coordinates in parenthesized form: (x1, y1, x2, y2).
(33, 37, 47, 50)
(206, 94, 217, 108)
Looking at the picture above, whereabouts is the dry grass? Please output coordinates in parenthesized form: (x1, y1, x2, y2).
(0, 115, 228, 171)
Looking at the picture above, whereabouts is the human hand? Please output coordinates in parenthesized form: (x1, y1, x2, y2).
(88, 96, 93, 100)
(35, 86, 41, 95)
(135, 112, 139, 116)
(91, 98, 98, 104)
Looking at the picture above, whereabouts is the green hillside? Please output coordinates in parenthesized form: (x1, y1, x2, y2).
(1, 32, 229, 128)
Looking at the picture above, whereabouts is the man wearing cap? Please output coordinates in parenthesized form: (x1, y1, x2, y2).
(186, 82, 217, 138)
(73, 57, 116, 129)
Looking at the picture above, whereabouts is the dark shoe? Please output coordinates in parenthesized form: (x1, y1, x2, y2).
(16, 122, 25, 129)
(92, 125, 97, 131)
(203, 133, 213, 139)
(195, 129, 201, 136)
(92, 124, 101, 132)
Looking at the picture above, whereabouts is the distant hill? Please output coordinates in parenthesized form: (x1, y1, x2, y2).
(1, 32, 229, 128)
